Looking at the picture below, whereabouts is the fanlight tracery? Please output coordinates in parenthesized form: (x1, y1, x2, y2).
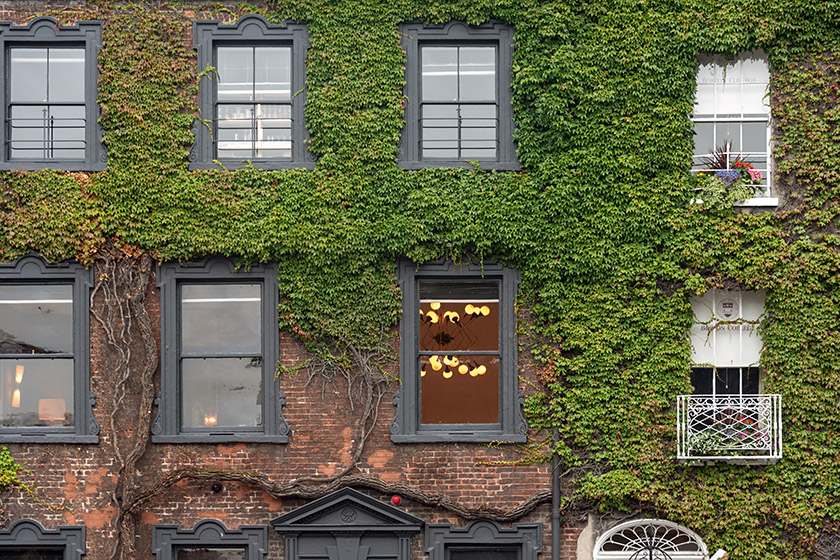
(594, 520, 708, 560)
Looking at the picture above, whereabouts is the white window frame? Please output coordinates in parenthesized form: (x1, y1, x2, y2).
(692, 50, 775, 206)
(689, 289, 765, 396)
(594, 519, 709, 560)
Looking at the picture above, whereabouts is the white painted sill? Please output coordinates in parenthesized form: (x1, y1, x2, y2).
(690, 197, 779, 208)
(735, 197, 779, 207)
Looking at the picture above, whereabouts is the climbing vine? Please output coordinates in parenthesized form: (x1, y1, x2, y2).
(0, 1, 838, 559)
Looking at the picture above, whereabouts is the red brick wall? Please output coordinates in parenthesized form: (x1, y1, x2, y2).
(0, 263, 570, 559)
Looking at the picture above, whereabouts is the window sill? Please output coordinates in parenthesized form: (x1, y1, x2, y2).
(690, 196, 778, 208)
(152, 433, 288, 444)
(0, 161, 106, 172)
(0, 433, 99, 444)
(391, 431, 526, 443)
(735, 196, 778, 207)
(678, 455, 780, 466)
(189, 160, 315, 171)
(397, 160, 520, 171)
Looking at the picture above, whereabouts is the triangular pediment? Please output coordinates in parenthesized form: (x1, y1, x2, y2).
(271, 488, 423, 533)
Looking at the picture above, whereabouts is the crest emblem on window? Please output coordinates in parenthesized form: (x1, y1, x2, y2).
(717, 298, 739, 320)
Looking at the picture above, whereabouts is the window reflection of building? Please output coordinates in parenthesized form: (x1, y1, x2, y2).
(0, 285, 75, 428)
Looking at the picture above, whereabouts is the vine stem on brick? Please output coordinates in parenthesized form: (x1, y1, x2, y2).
(90, 247, 158, 560)
(123, 469, 552, 522)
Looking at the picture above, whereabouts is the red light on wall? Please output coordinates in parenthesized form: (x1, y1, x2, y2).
(391, 495, 401, 505)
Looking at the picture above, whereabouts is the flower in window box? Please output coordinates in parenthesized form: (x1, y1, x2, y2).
(694, 142, 759, 208)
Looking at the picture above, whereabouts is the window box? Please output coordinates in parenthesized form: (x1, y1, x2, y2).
(677, 393, 782, 464)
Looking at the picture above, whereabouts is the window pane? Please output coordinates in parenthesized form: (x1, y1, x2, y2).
(741, 83, 767, 114)
(460, 104, 497, 158)
(9, 105, 49, 159)
(218, 47, 254, 102)
(9, 105, 85, 160)
(217, 104, 254, 158)
(693, 122, 714, 159)
(181, 284, 261, 354)
(420, 354, 499, 424)
(419, 281, 499, 351)
(45, 105, 86, 160)
(450, 549, 517, 560)
(48, 49, 85, 103)
(690, 367, 713, 394)
(693, 83, 715, 116)
(422, 47, 458, 101)
(255, 104, 292, 158)
(422, 104, 458, 158)
(0, 550, 63, 560)
(254, 47, 290, 101)
(714, 81, 741, 115)
(741, 121, 768, 154)
(714, 122, 740, 154)
(712, 367, 745, 395)
(10, 48, 47, 103)
(0, 358, 74, 427)
(459, 47, 495, 102)
(0, 285, 72, 353)
(177, 548, 246, 560)
(181, 357, 262, 429)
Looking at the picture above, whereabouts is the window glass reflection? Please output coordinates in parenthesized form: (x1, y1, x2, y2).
(0, 285, 72, 354)
(181, 357, 262, 429)
(181, 284, 261, 354)
(9, 47, 86, 160)
(176, 548, 246, 560)
(0, 549, 64, 560)
(0, 358, 74, 427)
(216, 46, 292, 159)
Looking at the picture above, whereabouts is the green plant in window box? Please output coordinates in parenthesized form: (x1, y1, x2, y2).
(694, 141, 764, 209)
(688, 415, 771, 457)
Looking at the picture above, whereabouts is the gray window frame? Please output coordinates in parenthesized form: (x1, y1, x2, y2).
(391, 259, 527, 443)
(0, 519, 86, 560)
(152, 257, 289, 443)
(426, 520, 541, 560)
(191, 15, 313, 170)
(0, 17, 105, 171)
(152, 520, 267, 560)
(399, 20, 518, 170)
(0, 255, 98, 443)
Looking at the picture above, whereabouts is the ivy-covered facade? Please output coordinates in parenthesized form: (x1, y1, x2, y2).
(0, 1, 838, 559)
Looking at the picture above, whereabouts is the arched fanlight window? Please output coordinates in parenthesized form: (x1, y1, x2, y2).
(594, 519, 708, 560)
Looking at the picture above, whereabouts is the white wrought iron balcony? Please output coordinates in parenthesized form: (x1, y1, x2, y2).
(677, 394, 782, 465)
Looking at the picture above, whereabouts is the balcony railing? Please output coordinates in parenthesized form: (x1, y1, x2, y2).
(677, 394, 782, 464)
